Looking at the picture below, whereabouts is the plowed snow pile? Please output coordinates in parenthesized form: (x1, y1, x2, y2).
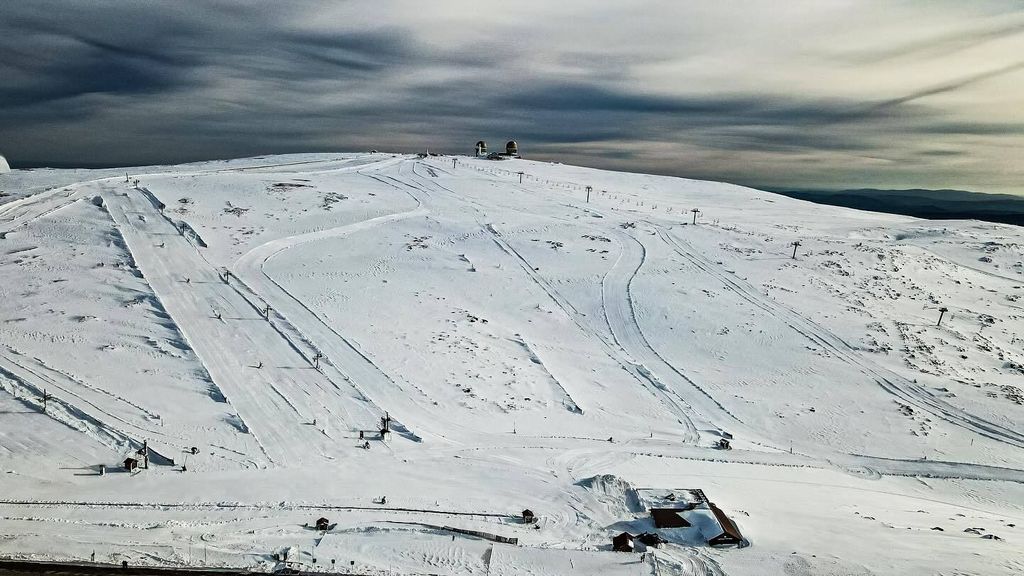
(0, 153, 1021, 576)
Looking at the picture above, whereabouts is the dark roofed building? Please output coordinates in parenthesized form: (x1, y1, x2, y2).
(651, 508, 692, 528)
(707, 503, 744, 546)
(636, 532, 664, 548)
(611, 532, 635, 552)
(123, 457, 138, 472)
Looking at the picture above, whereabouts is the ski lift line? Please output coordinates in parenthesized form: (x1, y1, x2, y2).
(653, 225, 1024, 449)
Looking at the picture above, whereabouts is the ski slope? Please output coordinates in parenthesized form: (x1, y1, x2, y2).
(0, 153, 1022, 576)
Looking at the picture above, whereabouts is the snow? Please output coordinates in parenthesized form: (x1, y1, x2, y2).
(0, 153, 1022, 575)
(0, 155, 9, 174)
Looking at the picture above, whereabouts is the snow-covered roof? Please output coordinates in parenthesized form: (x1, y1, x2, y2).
(635, 488, 704, 511)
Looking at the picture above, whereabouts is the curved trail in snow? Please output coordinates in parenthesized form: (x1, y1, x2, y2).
(601, 229, 740, 434)
(449, 159, 1024, 466)
(440, 164, 718, 445)
(367, 162, 700, 441)
(654, 225, 1024, 450)
(0, 155, 374, 237)
(229, 157, 434, 443)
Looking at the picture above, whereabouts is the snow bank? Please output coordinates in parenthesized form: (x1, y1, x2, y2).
(0, 154, 10, 173)
(578, 474, 643, 515)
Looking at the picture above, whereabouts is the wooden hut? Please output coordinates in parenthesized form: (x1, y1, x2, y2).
(651, 508, 692, 528)
(637, 532, 664, 548)
(611, 532, 635, 552)
(707, 503, 744, 546)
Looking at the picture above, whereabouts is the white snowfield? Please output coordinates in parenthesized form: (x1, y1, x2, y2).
(0, 153, 1021, 576)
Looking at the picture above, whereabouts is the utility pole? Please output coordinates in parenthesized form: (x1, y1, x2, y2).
(452, 158, 457, 169)
(585, 186, 592, 203)
(691, 208, 700, 224)
(791, 240, 802, 259)
(263, 304, 271, 319)
(937, 306, 948, 326)
(517, 171, 524, 184)
(41, 388, 49, 413)
(313, 352, 322, 370)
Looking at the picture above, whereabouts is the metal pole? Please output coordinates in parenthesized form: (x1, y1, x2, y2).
(586, 186, 592, 203)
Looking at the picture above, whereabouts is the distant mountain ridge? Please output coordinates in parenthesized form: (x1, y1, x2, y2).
(768, 188, 1024, 227)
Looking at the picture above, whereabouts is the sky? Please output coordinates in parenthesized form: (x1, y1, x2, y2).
(2, 1, 1023, 194)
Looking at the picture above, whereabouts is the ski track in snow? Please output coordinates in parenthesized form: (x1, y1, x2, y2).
(2, 155, 1023, 575)
(654, 226, 1024, 450)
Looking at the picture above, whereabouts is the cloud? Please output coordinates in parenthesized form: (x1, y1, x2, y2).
(1, 37, 196, 107)
(838, 17, 1024, 64)
(862, 59, 1024, 113)
(1, 1, 1023, 194)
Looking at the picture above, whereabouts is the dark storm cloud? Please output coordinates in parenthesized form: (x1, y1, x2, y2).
(917, 121, 1024, 135)
(493, 82, 929, 157)
(917, 149, 965, 157)
(0, 37, 194, 107)
(279, 29, 421, 73)
(840, 18, 1024, 63)
(502, 83, 923, 126)
(1, 1, 1022, 194)
(861, 59, 1024, 113)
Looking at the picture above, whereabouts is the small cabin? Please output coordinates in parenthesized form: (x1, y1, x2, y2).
(637, 532, 664, 548)
(123, 457, 139, 472)
(651, 508, 692, 528)
(611, 532, 635, 552)
(707, 503, 744, 546)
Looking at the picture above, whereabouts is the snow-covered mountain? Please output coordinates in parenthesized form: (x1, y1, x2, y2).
(0, 154, 1021, 575)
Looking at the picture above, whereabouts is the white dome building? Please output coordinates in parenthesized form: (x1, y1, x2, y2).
(0, 154, 10, 173)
